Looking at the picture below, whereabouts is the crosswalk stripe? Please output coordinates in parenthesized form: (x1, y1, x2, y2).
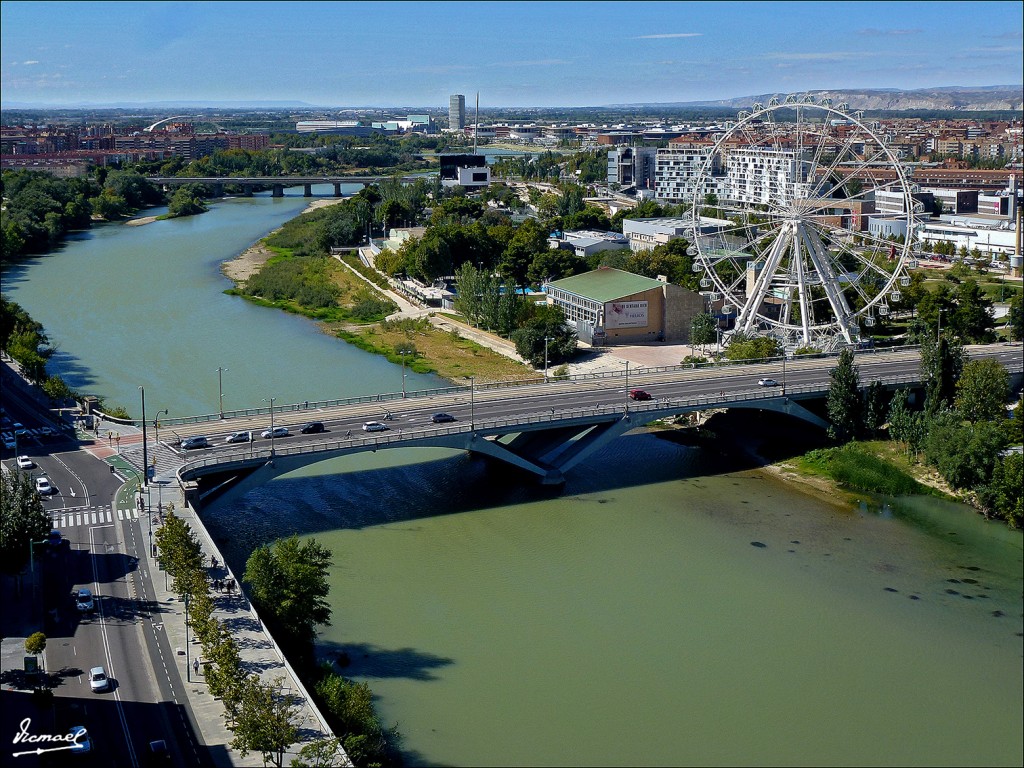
(104, 510, 111, 523)
(61, 516, 68, 528)
(117, 509, 123, 520)
(76, 514, 82, 526)
(132, 509, 138, 520)
(91, 512, 97, 524)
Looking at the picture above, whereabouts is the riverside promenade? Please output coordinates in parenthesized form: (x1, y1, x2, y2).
(82, 413, 350, 767)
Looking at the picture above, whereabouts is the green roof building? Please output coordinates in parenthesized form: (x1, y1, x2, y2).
(544, 267, 705, 345)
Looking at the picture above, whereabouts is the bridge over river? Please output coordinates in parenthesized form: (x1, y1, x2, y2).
(104, 344, 1022, 505)
(146, 174, 429, 198)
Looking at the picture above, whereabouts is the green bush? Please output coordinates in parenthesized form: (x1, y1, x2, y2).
(803, 445, 925, 496)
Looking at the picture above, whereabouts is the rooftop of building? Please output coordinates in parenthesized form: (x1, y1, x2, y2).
(546, 267, 665, 302)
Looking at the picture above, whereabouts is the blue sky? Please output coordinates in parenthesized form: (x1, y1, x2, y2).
(2, 1, 1021, 107)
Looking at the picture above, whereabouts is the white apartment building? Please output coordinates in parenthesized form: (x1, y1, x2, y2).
(654, 144, 727, 202)
(725, 148, 811, 206)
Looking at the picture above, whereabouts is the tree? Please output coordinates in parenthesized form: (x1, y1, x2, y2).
(291, 737, 348, 768)
(0, 470, 51, 576)
(689, 313, 718, 350)
(977, 453, 1023, 529)
(863, 380, 889, 438)
(166, 186, 208, 218)
(955, 359, 1009, 423)
(511, 304, 577, 367)
(826, 348, 861, 442)
(923, 413, 1006, 490)
(723, 332, 781, 361)
(154, 510, 204, 598)
(243, 535, 333, 657)
(1008, 291, 1023, 342)
(887, 389, 926, 456)
(950, 279, 996, 343)
(231, 675, 301, 768)
(920, 333, 964, 417)
(25, 632, 47, 656)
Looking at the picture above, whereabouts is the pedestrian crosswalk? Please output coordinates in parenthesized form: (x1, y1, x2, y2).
(52, 506, 140, 529)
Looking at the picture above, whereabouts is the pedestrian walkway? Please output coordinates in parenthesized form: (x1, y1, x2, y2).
(134, 474, 348, 766)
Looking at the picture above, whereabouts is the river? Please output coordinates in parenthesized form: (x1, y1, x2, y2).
(3, 191, 1021, 766)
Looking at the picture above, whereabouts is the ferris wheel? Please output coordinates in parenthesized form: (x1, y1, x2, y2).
(689, 96, 920, 351)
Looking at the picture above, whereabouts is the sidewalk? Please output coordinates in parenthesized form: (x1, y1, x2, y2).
(119, 454, 347, 766)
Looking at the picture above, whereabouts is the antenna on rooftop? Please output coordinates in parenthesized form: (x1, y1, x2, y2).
(474, 92, 479, 155)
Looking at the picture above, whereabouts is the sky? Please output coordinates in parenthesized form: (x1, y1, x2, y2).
(1, 1, 1022, 108)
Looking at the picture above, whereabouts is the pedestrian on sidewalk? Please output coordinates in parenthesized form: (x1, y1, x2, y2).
(193, 658, 199, 676)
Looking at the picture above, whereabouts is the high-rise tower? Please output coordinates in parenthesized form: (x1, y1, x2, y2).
(449, 94, 466, 130)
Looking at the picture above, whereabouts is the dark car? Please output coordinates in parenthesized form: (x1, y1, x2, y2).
(628, 389, 652, 401)
(431, 413, 456, 423)
(180, 435, 210, 450)
(300, 421, 326, 434)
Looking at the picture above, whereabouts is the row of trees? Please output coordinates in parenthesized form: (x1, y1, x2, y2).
(0, 469, 51, 577)
(825, 336, 1022, 527)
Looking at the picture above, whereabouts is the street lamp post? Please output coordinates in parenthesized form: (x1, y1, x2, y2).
(138, 386, 148, 489)
(544, 336, 553, 382)
(28, 538, 48, 600)
(937, 307, 945, 343)
(399, 351, 410, 398)
(184, 593, 191, 682)
(263, 397, 276, 459)
(465, 376, 476, 431)
(216, 367, 228, 419)
(624, 361, 630, 414)
(782, 351, 787, 395)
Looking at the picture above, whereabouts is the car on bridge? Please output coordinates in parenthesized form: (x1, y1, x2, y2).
(362, 421, 388, 432)
(758, 378, 779, 387)
(225, 430, 253, 444)
(180, 435, 210, 450)
(628, 389, 652, 401)
(261, 426, 290, 439)
(300, 421, 326, 434)
(431, 413, 456, 423)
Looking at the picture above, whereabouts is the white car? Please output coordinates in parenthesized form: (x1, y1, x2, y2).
(35, 476, 54, 495)
(261, 426, 289, 439)
(758, 378, 779, 387)
(89, 666, 109, 692)
(362, 421, 388, 432)
(225, 430, 253, 444)
(16, 455, 34, 470)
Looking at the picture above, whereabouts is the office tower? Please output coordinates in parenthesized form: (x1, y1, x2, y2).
(449, 94, 466, 130)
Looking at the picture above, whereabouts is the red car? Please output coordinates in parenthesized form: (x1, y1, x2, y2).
(629, 389, 652, 401)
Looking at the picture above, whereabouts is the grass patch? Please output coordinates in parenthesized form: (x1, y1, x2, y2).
(336, 317, 536, 384)
(797, 442, 929, 496)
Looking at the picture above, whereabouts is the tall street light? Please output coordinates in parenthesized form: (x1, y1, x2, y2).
(624, 361, 630, 414)
(464, 376, 476, 431)
(263, 397, 276, 460)
(184, 593, 192, 682)
(936, 307, 945, 343)
(138, 386, 148, 488)
(544, 336, 554, 382)
(216, 367, 228, 419)
(154, 409, 169, 450)
(399, 351, 411, 398)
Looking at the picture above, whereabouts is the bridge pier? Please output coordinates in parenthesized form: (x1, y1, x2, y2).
(333, 183, 342, 197)
(304, 184, 312, 197)
(242, 184, 253, 197)
(272, 184, 284, 198)
(214, 183, 224, 197)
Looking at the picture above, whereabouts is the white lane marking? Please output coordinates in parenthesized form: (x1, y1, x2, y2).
(117, 509, 124, 521)
(91, 512, 97, 525)
(51, 454, 91, 506)
(76, 514, 82, 526)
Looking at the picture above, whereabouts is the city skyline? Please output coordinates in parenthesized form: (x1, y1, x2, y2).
(1, 1, 1021, 109)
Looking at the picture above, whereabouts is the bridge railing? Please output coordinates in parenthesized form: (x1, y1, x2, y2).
(149, 343, 933, 430)
(178, 370, 932, 478)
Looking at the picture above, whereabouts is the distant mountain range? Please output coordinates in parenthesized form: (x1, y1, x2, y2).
(608, 86, 1023, 112)
(3, 86, 1022, 113)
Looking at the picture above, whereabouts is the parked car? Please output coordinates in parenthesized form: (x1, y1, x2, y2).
(16, 455, 34, 469)
(180, 435, 210, 450)
(300, 421, 325, 434)
(628, 389, 652, 401)
(224, 430, 253, 444)
(37, 426, 56, 437)
(362, 421, 388, 432)
(12, 422, 27, 435)
(261, 426, 289, 439)
(47, 529, 63, 547)
(76, 588, 95, 612)
(35, 476, 54, 495)
(431, 413, 456, 424)
(69, 725, 92, 754)
(758, 378, 779, 387)
(89, 666, 109, 692)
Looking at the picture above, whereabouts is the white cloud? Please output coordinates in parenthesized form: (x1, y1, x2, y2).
(488, 59, 570, 68)
(764, 51, 865, 62)
(23, 60, 40, 65)
(633, 33, 702, 40)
